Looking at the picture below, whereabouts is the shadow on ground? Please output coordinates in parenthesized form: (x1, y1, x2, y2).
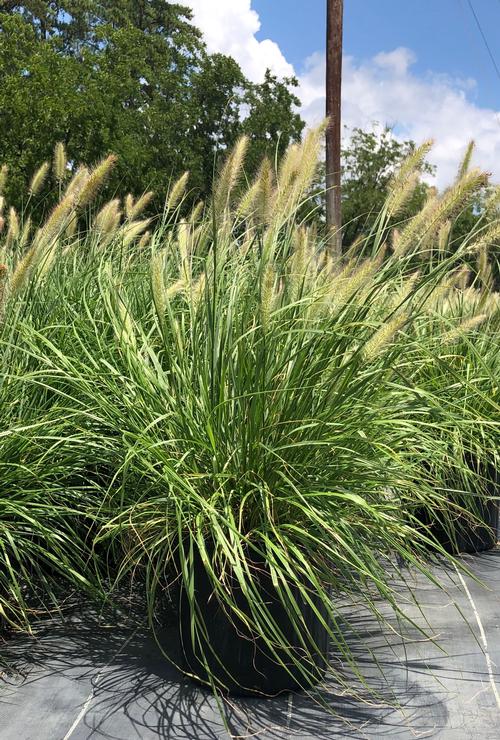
(2, 551, 500, 738)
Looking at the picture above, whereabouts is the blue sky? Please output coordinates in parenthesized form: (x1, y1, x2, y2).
(253, 0, 500, 110)
(188, 0, 500, 184)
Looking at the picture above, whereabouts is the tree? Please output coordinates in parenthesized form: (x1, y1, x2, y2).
(1, 2, 203, 50)
(0, 14, 104, 211)
(341, 126, 434, 246)
(241, 70, 304, 176)
(301, 126, 434, 243)
(0, 2, 304, 213)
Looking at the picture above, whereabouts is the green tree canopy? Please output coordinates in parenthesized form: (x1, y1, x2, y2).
(0, 1, 304, 213)
(341, 126, 434, 246)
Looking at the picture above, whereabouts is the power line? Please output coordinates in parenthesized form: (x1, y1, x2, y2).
(467, 0, 500, 85)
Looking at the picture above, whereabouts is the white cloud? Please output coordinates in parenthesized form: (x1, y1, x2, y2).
(187, 0, 294, 82)
(373, 48, 416, 77)
(298, 47, 500, 186)
(187, 2, 500, 186)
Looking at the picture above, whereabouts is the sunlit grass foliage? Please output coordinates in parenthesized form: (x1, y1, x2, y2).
(0, 130, 498, 699)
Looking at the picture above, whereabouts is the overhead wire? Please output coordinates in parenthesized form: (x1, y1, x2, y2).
(458, 0, 500, 132)
(466, 0, 500, 85)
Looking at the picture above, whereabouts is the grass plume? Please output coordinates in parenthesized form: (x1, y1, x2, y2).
(53, 142, 67, 183)
(28, 162, 50, 196)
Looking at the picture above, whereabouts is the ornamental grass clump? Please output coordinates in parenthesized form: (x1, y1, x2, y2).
(401, 274, 500, 553)
(383, 237, 498, 548)
(0, 129, 498, 707)
(11, 128, 491, 698)
(0, 288, 104, 631)
(0, 416, 104, 631)
(0, 152, 141, 632)
(0, 146, 155, 303)
(381, 141, 500, 551)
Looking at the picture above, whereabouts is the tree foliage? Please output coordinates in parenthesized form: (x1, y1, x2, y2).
(0, 2, 304, 213)
(341, 127, 434, 246)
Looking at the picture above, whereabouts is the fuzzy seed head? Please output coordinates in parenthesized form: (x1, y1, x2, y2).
(65, 213, 78, 239)
(386, 139, 433, 218)
(125, 194, 134, 218)
(120, 218, 151, 247)
(9, 243, 38, 296)
(256, 157, 275, 225)
(130, 191, 154, 221)
(0, 263, 8, 318)
(477, 245, 489, 275)
(117, 298, 137, 351)
(65, 166, 90, 199)
(38, 193, 78, 249)
(0, 165, 8, 194)
(78, 154, 118, 208)
(485, 185, 500, 214)
(5, 207, 20, 248)
(394, 196, 439, 256)
(441, 314, 488, 345)
(53, 142, 67, 183)
(95, 199, 121, 236)
(19, 216, 32, 249)
(396, 169, 487, 257)
(290, 227, 309, 300)
(29, 161, 50, 196)
(190, 271, 206, 312)
(331, 258, 377, 309)
(138, 230, 151, 249)
(423, 275, 454, 311)
(436, 168, 488, 226)
(277, 143, 301, 193)
(466, 222, 500, 256)
(388, 139, 433, 193)
(456, 140, 475, 182)
(272, 125, 325, 230)
(189, 201, 204, 225)
(176, 221, 191, 268)
(166, 278, 185, 299)
(363, 313, 407, 361)
(386, 171, 420, 218)
(236, 178, 261, 220)
(166, 172, 189, 212)
(215, 138, 248, 216)
(451, 265, 471, 291)
(477, 248, 493, 291)
(437, 220, 451, 253)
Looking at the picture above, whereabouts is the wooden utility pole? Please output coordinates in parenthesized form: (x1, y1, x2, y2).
(325, 0, 343, 258)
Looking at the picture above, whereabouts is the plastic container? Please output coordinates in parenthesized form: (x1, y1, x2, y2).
(418, 496, 498, 554)
(416, 464, 499, 555)
(179, 547, 330, 696)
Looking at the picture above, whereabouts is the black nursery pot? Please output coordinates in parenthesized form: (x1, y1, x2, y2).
(179, 547, 331, 697)
(417, 465, 499, 555)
